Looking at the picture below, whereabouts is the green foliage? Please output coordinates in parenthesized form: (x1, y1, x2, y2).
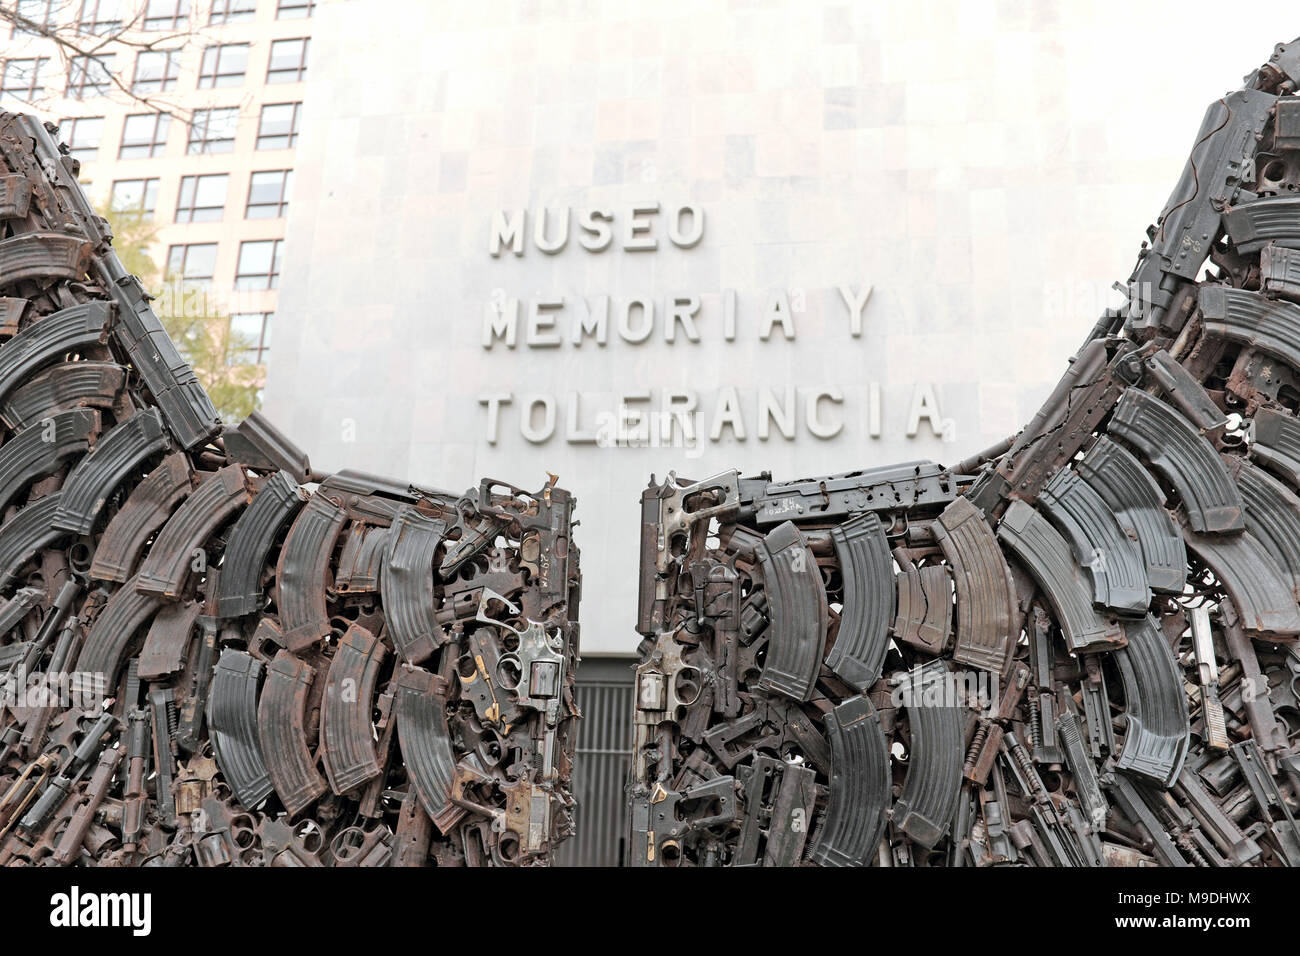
(101, 206, 159, 283)
(98, 202, 262, 422)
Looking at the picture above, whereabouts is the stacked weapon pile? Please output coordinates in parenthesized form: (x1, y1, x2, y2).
(630, 40, 1300, 867)
(0, 114, 581, 866)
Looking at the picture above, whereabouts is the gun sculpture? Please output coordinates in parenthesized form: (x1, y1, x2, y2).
(629, 39, 1300, 867)
(0, 114, 582, 866)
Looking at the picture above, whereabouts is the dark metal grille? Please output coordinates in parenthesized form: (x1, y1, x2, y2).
(554, 657, 634, 867)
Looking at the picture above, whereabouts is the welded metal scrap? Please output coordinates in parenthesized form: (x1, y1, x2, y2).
(628, 39, 1300, 867)
(0, 113, 581, 867)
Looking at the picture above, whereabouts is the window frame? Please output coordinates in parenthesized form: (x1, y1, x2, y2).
(109, 177, 160, 217)
(131, 49, 181, 95)
(142, 0, 190, 31)
(118, 112, 171, 159)
(234, 238, 283, 291)
(61, 116, 105, 163)
(197, 42, 250, 89)
(266, 37, 309, 84)
(11, 0, 58, 38)
(276, 0, 314, 18)
(66, 54, 115, 100)
(165, 242, 219, 291)
(245, 168, 292, 219)
(76, 0, 123, 36)
(255, 101, 301, 150)
(209, 0, 256, 25)
(175, 172, 229, 223)
(187, 107, 239, 155)
(0, 57, 52, 100)
(228, 312, 273, 364)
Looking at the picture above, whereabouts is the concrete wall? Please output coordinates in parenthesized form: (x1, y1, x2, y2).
(265, 0, 1289, 653)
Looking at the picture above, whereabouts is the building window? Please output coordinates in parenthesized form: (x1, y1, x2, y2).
(143, 0, 189, 30)
(77, 0, 122, 35)
(187, 107, 238, 154)
(276, 0, 312, 17)
(66, 54, 114, 99)
(61, 116, 104, 162)
(110, 178, 159, 216)
(245, 169, 292, 219)
(1, 58, 51, 100)
(209, 0, 255, 24)
(256, 102, 300, 149)
(266, 38, 308, 83)
(11, 0, 57, 38)
(198, 43, 249, 88)
(131, 50, 181, 94)
(229, 312, 272, 364)
(175, 173, 228, 223)
(166, 243, 217, 291)
(119, 112, 170, 158)
(234, 239, 282, 290)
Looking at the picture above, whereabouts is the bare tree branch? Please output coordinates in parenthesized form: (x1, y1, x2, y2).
(0, 1, 212, 122)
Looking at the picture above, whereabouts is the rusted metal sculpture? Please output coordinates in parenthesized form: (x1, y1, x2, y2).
(629, 39, 1300, 867)
(0, 114, 581, 866)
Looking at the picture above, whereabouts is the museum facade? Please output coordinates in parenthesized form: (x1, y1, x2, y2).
(263, 0, 1284, 860)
